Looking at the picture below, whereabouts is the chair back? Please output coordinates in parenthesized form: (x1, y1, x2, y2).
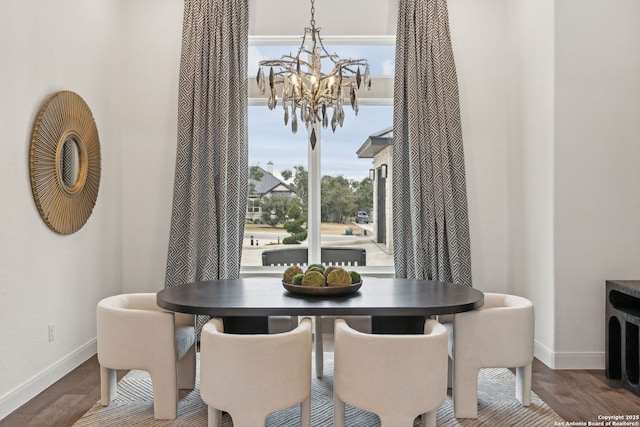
(261, 247, 308, 266)
(454, 292, 534, 367)
(334, 318, 448, 424)
(97, 293, 176, 369)
(200, 317, 312, 420)
(321, 247, 366, 266)
(261, 247, 366, 266)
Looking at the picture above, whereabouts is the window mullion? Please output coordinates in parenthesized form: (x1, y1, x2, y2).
(307, 121, 321, 264)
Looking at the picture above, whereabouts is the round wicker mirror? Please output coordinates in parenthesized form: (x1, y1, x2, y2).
(30, 91, 101, 235)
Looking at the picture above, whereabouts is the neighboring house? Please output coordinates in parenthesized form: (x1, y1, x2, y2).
(356, 126, 393, 251)
(247, 162, 298, 222)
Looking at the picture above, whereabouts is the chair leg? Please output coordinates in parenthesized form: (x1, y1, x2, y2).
(100, 366, 117, 406)
(333, 392, 346, 427)
(178, 344, 197, 389)
(379, 415, 416, 427)
(315, 316, 324, 378)
(447, 356, 453, 389)
(208, 406, 222, 427)
(227, 412, 267, 426)
(422, 410, 436, 427)
(149, 371, 178, 419)
(516, 362, 532, 406)
(452, 364, 480, 419)
(300, 395, 311, 427)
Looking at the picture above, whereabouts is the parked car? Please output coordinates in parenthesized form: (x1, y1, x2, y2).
(356, 211, 370, 224)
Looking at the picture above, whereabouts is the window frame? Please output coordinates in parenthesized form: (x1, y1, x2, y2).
(242, 35, 395, 278)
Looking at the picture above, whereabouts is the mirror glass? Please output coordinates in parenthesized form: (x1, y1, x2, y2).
(60, 136, 80, 188)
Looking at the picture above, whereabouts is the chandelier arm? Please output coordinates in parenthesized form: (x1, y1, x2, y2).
(339, 65, 366, 75)
(315, 38, 366, 65)
(260, 58, 315, 70)
(315, 29, 340, 61)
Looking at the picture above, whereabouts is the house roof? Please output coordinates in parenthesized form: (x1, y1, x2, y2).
(356, 126, 393, 158)
(249, 166, 297, 196)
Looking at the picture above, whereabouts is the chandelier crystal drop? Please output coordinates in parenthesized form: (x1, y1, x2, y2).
(256, 0, 371, 148)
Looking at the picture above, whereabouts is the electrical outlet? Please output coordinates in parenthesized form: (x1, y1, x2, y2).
(48, 324, 55, 342)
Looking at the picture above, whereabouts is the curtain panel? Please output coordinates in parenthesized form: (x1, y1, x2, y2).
(393, 0, 472, 286)
(165, 0, 248, 298)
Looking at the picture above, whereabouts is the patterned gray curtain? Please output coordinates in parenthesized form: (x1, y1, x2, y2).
(165, 0, 248, 323)
(392, 0, 472, 286)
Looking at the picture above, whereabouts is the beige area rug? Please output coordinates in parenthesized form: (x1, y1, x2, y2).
(75, 353, 564, 426)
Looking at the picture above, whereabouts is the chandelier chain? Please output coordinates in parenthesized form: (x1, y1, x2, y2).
(310, 0, 316, 28)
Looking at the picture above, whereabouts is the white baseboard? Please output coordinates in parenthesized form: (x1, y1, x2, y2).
(0, 338, 97, 421)
(535, 340, 605, 370)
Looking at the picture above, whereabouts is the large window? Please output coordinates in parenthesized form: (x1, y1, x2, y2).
(243, 39, 394, 269)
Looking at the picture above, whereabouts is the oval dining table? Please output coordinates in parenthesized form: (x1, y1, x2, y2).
(157, 276, 484, 334)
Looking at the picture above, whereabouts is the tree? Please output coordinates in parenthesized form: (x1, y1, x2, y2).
(321, 175, 355, 223)
(248, 165, 264, 195)
(281, 169, 293, 181)
(260, 195, 301, 227)
(352, 177, 373, 213)
(292, 165, 308, 213)
(282, 203, 307, 244)
(249, 165, 264, 181)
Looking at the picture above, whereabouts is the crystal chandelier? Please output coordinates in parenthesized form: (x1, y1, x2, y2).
(256, 0, 371, 149)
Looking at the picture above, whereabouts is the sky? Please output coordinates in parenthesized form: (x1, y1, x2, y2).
(248, 44, 394, 182)
(249, 105, 392, 181)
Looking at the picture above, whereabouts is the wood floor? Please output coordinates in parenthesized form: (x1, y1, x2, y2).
(2, 355, 639, 427)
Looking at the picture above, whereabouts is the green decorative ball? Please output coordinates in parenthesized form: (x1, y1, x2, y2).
(306, 263, 326, 273)
(349, 271, 362, 284)
(301, 271, 326, 287)
(292, 273, 305, 286)
(327, 268, 352, 287)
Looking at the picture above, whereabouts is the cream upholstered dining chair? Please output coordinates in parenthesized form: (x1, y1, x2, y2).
(96, 293, 196, 420)
(444, 293, 534, 419)
(200, 317, 313, 427)
(333, 318, 448, 427)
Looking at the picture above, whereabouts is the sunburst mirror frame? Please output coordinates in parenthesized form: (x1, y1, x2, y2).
(30, 91, 101, 235)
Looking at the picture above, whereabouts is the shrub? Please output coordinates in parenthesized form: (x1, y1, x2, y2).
(282, 230, 308, 245)
(282, 236, 301, 244)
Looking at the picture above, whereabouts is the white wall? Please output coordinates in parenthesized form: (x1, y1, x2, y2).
(505, 0, 640, 368)
(506, 0, 556, 365)
(120, 0, 183, 294)
(553, 0, 640, 368)
(449, 0, 510, 293)
(0, 0, 123, 418)
(249, 0, 398, 37)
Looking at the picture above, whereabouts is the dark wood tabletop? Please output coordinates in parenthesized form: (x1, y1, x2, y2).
(156, 277, 484, 317)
